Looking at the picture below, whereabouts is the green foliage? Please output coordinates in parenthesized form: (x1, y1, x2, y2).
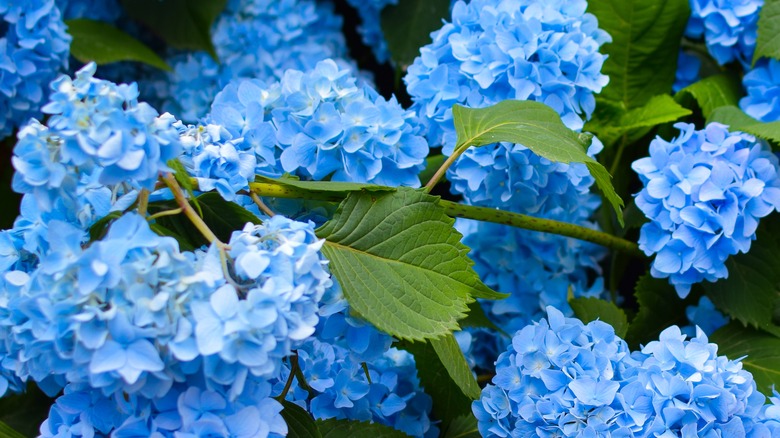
(380, 0, 451, 69)
(0, 386, 53, 438)
(255, 175, 396, 198)
(442, 414, 480, 438)
(316, 418, 410, 438)
(66, 19, 170, 71)
(709, 106, 780, 145)
(625, 274, 697, 349)
(712, 323, 780, 395)
(452, 101, 624, 224)
(702, 217, 780, 338)
(569, 296, 630, 338)
(754, 0, 780, 65)
(280, 401, 321, 438)
(674, 74, 742, 119)
(431, 334, 481, 400)
(150, 192, 261, 247)
(0, 422, 26, 438)
(399, 338, 474, 431)
(317, 188, 500, 341)
(589, 0, 690, 108)
(586, 95, 692, 147)
(119, 0, 227, 59)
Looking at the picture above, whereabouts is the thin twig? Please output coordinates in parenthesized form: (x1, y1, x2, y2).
(250, 192, 275, 217)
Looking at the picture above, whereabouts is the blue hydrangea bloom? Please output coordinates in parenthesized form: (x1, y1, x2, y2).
(686, 0, 763, 67)
(54, 0, 120, 21)
(176, 122, 256, 201)
(740, 58, 780, 122)
(682, 296, 729, 337)
(40, 63, 182, 190)
(405, 0, 610, 152)
(632, 122, 780, 297)
(474, 307, 769, 437)
(40, 380, 287, 437)
(0, 0, 71, 138)
(271, 278, 435, 437)
(162, 0, 351, 122)
(473, 306, 634, 437)
(210, 59, 429, 187)
(674, 50, 702, 93)
(0, 213, 331, 398)
(457, 217, 606, 337)
(280, 340, 436, 437)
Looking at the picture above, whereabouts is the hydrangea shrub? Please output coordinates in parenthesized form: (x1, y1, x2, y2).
(1, 0, 780, 436)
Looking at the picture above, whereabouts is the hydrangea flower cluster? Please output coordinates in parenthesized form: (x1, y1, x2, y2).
(0, 0, 71, 138)
(405, 0, 610, 152)
(457, 215, 606, 337)
(632, 122, 780, 297)
(266, 278, 436, 437)
(40, 380, 287, 437)
(161, 0, 351, 122)
(740, 58, 780, 122)
(474, 307, 770, 437)
(686, 0, 763, 67)
(0, 213, 332, 399)
(9, 63, 181, 259)
(210, 59, 429, 187)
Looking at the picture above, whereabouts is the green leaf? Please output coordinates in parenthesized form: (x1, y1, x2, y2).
(399, 338, 474, 431)
(443, 414, 480, 438)
(316, 188, 501, 341)
(709, 106, 780, 144)
(316, 418, 410, 438)
(624, 274, 697, 349)
(119, 0, 227, 58)
(0, 422, 26, 438)
(569, 296, 630, 338)
(66, 19, 170, 71)
(674, 74, 742, 119)
(586, 95, 692, 147)
(754, 0, 780, 65)
(255, 176, 395, 200)
(431, 334, 481, 400)
(711, 323, 780, 395)
(0, 385, 53, 437)
(280, 401, 321, 438)
(589, 0, 690, 108)
(150, 192, 261, 247)
(452, 101, 624, 225)
(702, 217, 780, 338)
(380, 0, 451, 69)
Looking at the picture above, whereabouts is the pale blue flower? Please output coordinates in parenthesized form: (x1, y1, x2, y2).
(632, 122, 780, 297)
(686, 0, 763, 67)
(741, 58, 780, 122)
(209, 59, 429, 187)
(0, 0, 71, 138)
